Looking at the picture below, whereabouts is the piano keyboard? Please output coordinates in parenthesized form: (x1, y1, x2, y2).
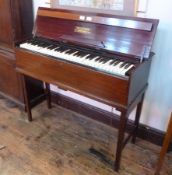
(19, 38, 135, 77)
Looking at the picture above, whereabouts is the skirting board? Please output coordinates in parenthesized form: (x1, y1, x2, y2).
(0, 91, 45, 109)
(51, 92, 172, 149)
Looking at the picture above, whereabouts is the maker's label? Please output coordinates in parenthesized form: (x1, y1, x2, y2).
(74, 26, 91, 34)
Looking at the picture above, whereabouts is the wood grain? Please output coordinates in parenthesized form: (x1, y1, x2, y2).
(0, 0, 44, 108)
(35, 8, 159, 59)
(38, 9, 153, 31)
(0, 98, 171, 175)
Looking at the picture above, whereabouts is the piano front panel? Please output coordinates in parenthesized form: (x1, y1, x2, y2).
(16, 48, 129, 107)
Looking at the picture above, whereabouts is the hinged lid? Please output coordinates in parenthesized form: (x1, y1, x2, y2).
(34, 7, 159, 59)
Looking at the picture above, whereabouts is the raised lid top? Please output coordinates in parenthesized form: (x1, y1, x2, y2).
(38, 9, 153, 31)
(34, 7, 159, 59)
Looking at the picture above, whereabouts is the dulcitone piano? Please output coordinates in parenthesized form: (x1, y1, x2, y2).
(15, 7, 159, 171)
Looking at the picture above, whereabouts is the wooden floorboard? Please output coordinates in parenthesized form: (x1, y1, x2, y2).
(0, 97, 172, 175)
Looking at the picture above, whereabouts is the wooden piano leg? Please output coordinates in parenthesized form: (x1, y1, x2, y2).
(132, 94, 144, 144)
(21, 74, 32, 122)
(44, 82, 52, 109)
(115, 110, 128, 171)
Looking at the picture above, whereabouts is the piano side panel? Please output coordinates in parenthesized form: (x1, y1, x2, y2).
(128, 58, 152, 105)
(16, 49, 129, 107)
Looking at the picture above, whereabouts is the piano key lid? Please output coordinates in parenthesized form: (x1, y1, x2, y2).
(34, 7, 159, 61)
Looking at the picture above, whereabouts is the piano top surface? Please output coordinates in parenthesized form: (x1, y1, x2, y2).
(33, 7, 159, 60)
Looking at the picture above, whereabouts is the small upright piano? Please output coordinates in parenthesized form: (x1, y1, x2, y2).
(15, 7, 159, 171)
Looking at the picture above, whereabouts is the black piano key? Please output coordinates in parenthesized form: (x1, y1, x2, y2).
(73, 51, 81, 56)
(124, 63, 131, 69)
(108, 59, 114, 63)
(95, 57, 101, 62)
(65, 49, 73, 54)
(101, 58, 111, 64)
(55, 47, 63, 51)
(70, 50, 78, 56)
(75, 51, 85, 57)
(42, 43, 52, 48)
(87, 55, 98, 60)
(30, 42, 37, 45)
(119, 62, 126, 68)
(47, 45, 58, 50)
(97, 58, 105, 63)
(109, 59, 118, 65)
(80, 52, 89, 57)
(44, 44, 54, 49)
(86, 54, 97, 59)
(56, 47, 67, 52)
(113, 60, 121, 66)
(37, 42, 45, 46)
(26, 40, 33, 44)
(73, 52, 80, 56)
(84, 54, 92, 60)
(32, 40, 40, 45)
(61, 48, 70, 53)
(66, 49, 77, 54)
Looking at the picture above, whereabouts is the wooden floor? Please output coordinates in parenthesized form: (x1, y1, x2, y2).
(0, 96, 172, 175)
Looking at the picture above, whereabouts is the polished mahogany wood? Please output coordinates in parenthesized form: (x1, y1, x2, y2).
(0, 0, 44, 108)
(38, 8, 153, 31)
(15, 48, 151, 109)
(16, 49, 129, 107)
(21, 74, 32, 121)
(0, 0, 33, 50)
(16, 8, 159, 171)
(132, 94, 145, 143)
(155, 113, 172, 175)
(0, 49, 23, 100)
(35, 7, 159, 59)
(0, 0, 13, 49)
(44, 82, 52, 109)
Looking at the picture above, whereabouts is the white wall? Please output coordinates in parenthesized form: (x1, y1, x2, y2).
(33, 0, 172, 131)
(138, 0, 172, 131)
(33, 0, 50, 17)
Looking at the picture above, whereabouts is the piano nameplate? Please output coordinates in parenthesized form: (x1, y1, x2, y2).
(74, 26, 91, 34)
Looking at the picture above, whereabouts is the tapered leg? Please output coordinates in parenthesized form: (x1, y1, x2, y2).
(155, 113, 172, 175)
(115, 110, 128, 171)
(132, 94, 145, 144)
(21, 74, 32, 122)
(44, 82, 52, 109)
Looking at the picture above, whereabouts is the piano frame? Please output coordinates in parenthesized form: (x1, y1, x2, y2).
(15, 8, 159, 171)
